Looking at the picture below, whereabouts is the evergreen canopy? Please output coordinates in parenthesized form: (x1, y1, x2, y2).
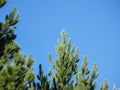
(0, 0, 119, 90)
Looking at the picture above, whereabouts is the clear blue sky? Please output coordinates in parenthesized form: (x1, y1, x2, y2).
(1, 0, 120, 89)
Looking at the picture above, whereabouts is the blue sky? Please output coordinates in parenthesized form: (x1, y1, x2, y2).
(1, 0, 120, 89)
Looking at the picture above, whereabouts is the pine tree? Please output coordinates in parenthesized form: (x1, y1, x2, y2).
(0, 53, 35, 90)
(36, 30, 119, 90)
(75, 56, 98, 90)
(0, 0, 35, 89)
(48, 30, 79, 90)
(35, 64, 50, 90)
(0, 0, 20, 69)
(36, 30, 98, 90)
(47, 30, 99, 90)
(1, 1, 117, 90)
(100, 80, 108, 90)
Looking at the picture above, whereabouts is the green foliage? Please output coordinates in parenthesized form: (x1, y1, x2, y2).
(0, 1, 35, 89)
(1, 1, 118, 90)
(0, 41, 19, 70)
(36, 30, 119, 90)
(35, 64, 50, 90)
(36, 30, 99, 90)
(0, 0, 6, 8)
(75, 56, 98, 90)
(0, 3, 19, 59)
(0, 53, 34, 90)
(100, 80, 108, 90)
(48, 30, 79, 90)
